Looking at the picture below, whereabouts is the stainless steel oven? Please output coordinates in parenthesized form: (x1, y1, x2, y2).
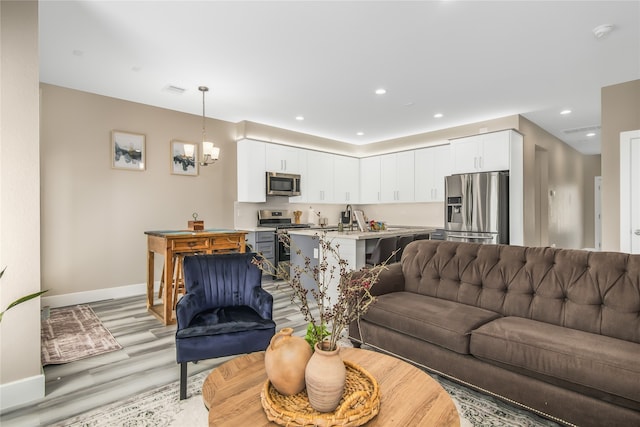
(257, 210, 310, 272)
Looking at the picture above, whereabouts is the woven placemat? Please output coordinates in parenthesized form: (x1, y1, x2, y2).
(260, 360, 380, 427)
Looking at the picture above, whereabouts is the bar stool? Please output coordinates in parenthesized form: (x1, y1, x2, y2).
(157, 253, 188, 309)
(395, 234, 415, 262)
(366, 236, 398, 266)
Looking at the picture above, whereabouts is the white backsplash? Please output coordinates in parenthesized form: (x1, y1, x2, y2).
(234, 198, 444, 229)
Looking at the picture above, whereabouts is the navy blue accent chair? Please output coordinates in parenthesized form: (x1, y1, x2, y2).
(175, 252, 276, 400)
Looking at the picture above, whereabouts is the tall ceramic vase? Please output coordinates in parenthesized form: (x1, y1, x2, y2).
(264, 328, 313, 396)
(304, 341, 346, 412)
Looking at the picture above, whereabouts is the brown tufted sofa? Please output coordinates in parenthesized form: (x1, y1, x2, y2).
(349, 240, 640, 426)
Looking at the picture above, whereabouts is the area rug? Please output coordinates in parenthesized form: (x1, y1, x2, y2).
(41, 305, 122, 365)
(52, 367, 560, 427)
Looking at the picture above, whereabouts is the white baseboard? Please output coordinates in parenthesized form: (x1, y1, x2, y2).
(0, 373, 45, 412)
(41, 282, 151, 308)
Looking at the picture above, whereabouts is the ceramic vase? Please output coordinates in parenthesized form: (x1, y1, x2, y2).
(304, 341, 346, 412)
(264, 327, 313, 396)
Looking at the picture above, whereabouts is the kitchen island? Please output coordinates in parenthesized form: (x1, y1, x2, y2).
(286, 227, 435, 304)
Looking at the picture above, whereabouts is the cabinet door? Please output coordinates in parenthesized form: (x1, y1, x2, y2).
(359, 156, 381, 203)
(265, 144, 302, 173)
(380, 152, 415, 202)
(237, 139, 266, 202)
(306, 152, 334, 203)
(379, 154, 397, 202)
(415, 145, 449, 202)
(430, 145, 451, 201)
(395, 151, 415, 202)
(333, 155, 360, 203)
(479, 131, 510, 172)
(450, 136, 480, 174)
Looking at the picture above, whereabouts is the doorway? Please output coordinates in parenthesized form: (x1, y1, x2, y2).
(534, 146, 549, 247)
(620, 130, 640, 254)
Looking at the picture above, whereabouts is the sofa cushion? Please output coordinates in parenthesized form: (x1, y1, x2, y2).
(470, 316, 640, 404)
(360, 292, 501, 354)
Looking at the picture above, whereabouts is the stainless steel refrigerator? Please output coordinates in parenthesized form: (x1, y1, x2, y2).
(444, 171, 509, 244)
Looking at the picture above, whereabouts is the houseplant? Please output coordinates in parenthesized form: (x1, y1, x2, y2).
(0, 267, 48, 323)
(253, 232, 392, 412)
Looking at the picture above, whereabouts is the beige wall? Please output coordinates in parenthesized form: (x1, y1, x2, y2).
(518, 117, 591, 249)
(0, 0, 43, 399)
(40, 84, 239, 296)
(601, 80, 640, 251)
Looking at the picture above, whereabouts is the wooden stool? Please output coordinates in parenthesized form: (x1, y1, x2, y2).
(157, 253, 187, 309)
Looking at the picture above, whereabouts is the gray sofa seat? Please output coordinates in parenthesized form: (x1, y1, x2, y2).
(470, 316, 640, 410)
(362, 291, 502, 354)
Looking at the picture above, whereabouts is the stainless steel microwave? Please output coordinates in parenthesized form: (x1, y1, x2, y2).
(266, 172, 301, 197)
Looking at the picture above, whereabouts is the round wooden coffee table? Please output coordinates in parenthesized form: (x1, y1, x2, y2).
(202, 347, 459, 426)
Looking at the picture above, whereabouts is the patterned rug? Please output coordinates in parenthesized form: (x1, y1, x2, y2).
(41, 305, 122, 365)
(52, 360, 560, 427)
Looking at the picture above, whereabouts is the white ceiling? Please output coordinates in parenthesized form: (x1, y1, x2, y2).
(38, 1, 640, 155)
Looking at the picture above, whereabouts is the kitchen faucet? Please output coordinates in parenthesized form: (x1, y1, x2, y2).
(345, 204, 353, 231)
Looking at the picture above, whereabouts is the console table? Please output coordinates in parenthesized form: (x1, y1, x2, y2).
(145, 229, 247, 325)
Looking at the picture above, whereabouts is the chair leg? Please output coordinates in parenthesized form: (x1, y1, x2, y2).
(180, 362, 188, 400)
(158, 262, 165, 298)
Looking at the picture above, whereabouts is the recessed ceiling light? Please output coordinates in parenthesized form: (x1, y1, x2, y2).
(434, 113, 444, 119)
(375, 88, 386, 95)
(295, 116, 304, 121)
(560, 109, 572, 115)
(356, 132, 364, 136)
(586, 132, 596, 137)
(593, 24, 614, 39)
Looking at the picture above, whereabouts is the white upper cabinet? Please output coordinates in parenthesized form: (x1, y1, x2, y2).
(265, 144, 303, 173)
(237, 139, 266, 203)
(306, 151, 335, 203)
(333, 155, 360, 204)
(380, 151, 415, 203)
(450, 130, 511, 174)
(415, 144, 451, 202)
(359, 156, 381, 204)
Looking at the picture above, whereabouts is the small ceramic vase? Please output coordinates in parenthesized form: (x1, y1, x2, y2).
(264, 327, 312, 396)
(304, 341, 346, 412)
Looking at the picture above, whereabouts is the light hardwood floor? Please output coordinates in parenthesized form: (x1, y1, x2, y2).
(0, 280, 306, 427)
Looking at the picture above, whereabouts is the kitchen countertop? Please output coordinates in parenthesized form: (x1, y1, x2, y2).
(287, 226, 437, 240)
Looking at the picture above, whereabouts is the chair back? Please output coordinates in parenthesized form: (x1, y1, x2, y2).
(368, 236, 398, 265)
(396, 234, 415, 262)
(182, 252, 261, 307)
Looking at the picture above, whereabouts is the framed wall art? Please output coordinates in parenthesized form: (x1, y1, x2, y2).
(171, 140, 198, 176)
(112, 130, 146, 171)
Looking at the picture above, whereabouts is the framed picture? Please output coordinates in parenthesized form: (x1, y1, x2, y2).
(171, 140, 198, 176)
(112, 130, 145, 171)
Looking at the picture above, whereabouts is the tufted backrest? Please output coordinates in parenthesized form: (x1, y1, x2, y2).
(401, 240, 640, 343)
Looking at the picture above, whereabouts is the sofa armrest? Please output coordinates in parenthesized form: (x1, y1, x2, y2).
(370, 262, 406, 296)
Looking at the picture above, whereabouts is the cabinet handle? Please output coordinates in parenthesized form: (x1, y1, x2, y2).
(634, 229, 640, 236)
(479, 156, 483, 169)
